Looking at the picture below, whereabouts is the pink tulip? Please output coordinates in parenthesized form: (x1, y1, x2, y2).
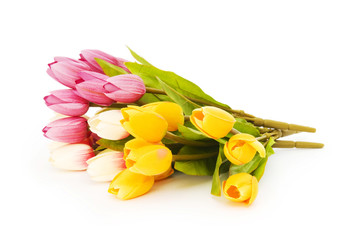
(75, 71, 114, 106)
(49, 142, 95, 170)
(44, 89, 89, 116)
(103, 74, 146, 103)
(43, 117, 89, 143)
(47, 57, 92, 89)
(80, 49, 130, 73)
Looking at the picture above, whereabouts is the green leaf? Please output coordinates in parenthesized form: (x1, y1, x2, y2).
(96, 136, 133, 151)
(174, 146, 217, 176)
(177, 124, 209, 141)
(127, 47, 153, 66)
(229, 152, 264, 176)
(232, 118, 260, 137)
(138, 92, 172, 104)
(125, 62, 230, 109)
(252, 138, 276, 181)
(95, 58, 128, 77)
(211, 145, 224, 196)
(157, 77, 200, 115)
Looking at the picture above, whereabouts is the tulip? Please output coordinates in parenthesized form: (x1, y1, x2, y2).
(47, 57, 92, 89)
(80, 49, 130, 73)
(123, 138, 158, 159)
(125, 144, 172, 176)
(108, 169, 154, 200)
(42, 117, 89, 143)
(142, 102, 184, 131)
(103, 74, 146, 103)
(190, 106, 235, 139)
(88, 110, 130, 140)
(222, 173, 258, 205)
(44, 89, 89, 116)
(49, 143, 95, 170)
(224, 133, 266, 165)
(75, 71, 114, 106)
(121, 107, 168, 143)
(86, 149, 126, 182)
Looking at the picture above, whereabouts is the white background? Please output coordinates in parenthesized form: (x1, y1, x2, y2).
(1, 0, 358, 239)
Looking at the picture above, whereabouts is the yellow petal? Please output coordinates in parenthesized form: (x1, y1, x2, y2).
(154, 167, 174, 181)
(128, 145, 172, 176)
(229, 133, 256, 142)
(223, 173, 256, 203)
(108, 169, 154, 200)
(249, 140, 266, 158)
(247, 176, 258, 205)
(142, 102, 184, 131)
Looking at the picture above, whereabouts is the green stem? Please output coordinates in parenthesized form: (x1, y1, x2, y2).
(173, 152, 218, 161)
(164, 132, 218, 147)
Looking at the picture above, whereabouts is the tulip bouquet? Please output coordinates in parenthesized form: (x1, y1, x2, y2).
(43, 48, 323, 205)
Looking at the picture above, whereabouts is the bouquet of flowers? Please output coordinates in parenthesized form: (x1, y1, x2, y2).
(43, 48, 323, 205)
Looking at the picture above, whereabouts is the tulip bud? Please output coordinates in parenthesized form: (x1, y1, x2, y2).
(125, 144, 172, 176)
(88, 110, 130, 140)
(75, 71, 114, 106)
(108, 169, 154, 200)
(44, 89, 89, 116)
(80, 49, 129, 73)
(42, 117, 89, 143)
(47, 57, 92, 89)
(121, 107, 168, 143)
(190, 106, 235, 139)
(222, 173, 258, 205)
(103, 74, 146, 103)
(142, 102, 184, 131)
(224, 133, 266, 165)
(49, 143, 95, 170)
(86, 149, 126, 182)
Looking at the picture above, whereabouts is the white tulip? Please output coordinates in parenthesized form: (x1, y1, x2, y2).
(88, 110, 129, 140)
(86, 149, 126, 182)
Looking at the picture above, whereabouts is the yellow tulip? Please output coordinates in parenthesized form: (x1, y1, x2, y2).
(125, 144, 173, 176)
(142, 102, 184, 131)
(121, 106, 168, 143)
(224, 133, 266, 165)
(123, 138, 157, 159)
(154, 167, 174, 181)
(190, 106, 235, 139)
(108, 169, 154, 200)
(222, 173, 258, 205)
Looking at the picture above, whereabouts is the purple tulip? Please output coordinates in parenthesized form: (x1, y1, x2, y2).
(44, 89, 89, 116)
(43, 117, 89, 143)
(103, 74, 146, 103)
(75, 71, 114, 106)
(47, 57, 92, 89)
(80, 49, 130, 73)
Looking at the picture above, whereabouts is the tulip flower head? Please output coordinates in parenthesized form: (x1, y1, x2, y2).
(108, 169, 154, 200)
(47, 57, 92, 89)
(223, 173, 258, 205)
(103, 74, 146, 103)
(88, 110, 130, 140)
(142, 102, 184, 131)
(224, 133, 266, 165)
(43, 117, 89, 143)
(44, 89, 89, 116)
(125, 143, 172, 176)
(49, 143, 95, 170)
(80, 49, 130, 73)
(87, 149, 126, 182)
(190, 106, 235, 139)
(121, 107, 168, 143)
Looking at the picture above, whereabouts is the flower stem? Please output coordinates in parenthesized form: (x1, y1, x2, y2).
(173, 152, 218, 161)
(272, 140, 324, 148)
(164, 132, 218, 147)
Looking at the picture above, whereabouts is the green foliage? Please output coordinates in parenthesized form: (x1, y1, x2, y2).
(96, 136, 133, 151)
(232, 118, 260, 137)
(95, 58, 128, 76)
(211, 145, 224, 196)
(174, 146, 217, 176)
(177, 124, 209, 141)
(252, 138, 276, 181)
(127, 47, 153, 66)
(157, 77, 200, 115)
(125, 62, 230, 109)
